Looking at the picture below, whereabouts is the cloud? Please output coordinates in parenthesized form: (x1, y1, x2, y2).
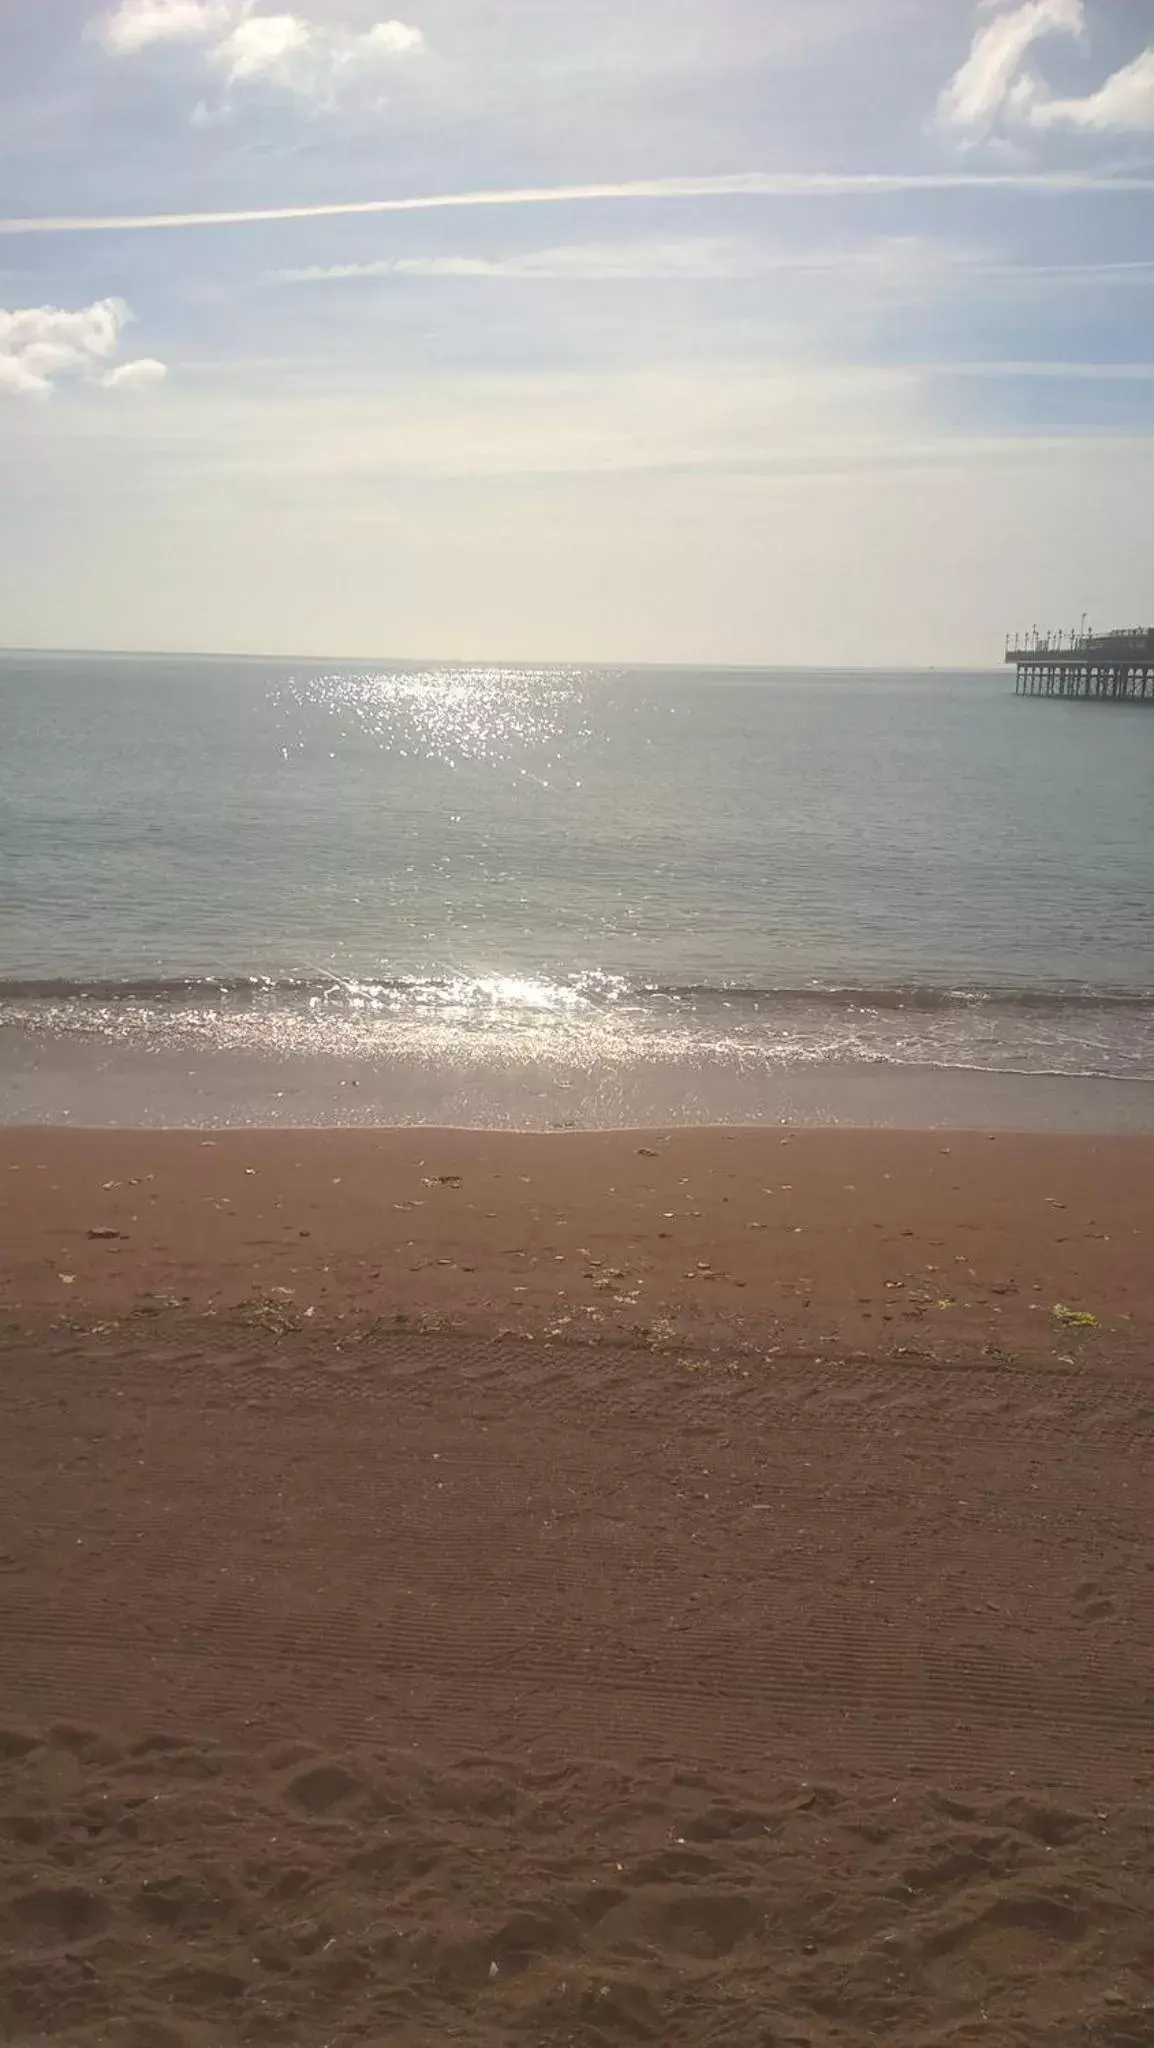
(938, 1, 1154, 139)
(0, 298, 167, 398)
(95, 0, 237, 53)
(933, 359, 1154, 380)
(272, 239, 759, 285)
(937, 0, 1083, 137)
(94, 1, 426, 115)
(4, 165, 1153, 243)
(267, 234, 1054, 290)
(216, 13, 311, 84)
(102, 356, 170, 391)
(206, 11, 424, 110)
(1012, 46, 1154, 130)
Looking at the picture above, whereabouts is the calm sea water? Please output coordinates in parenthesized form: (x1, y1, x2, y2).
(2, 651, 1153, 1121)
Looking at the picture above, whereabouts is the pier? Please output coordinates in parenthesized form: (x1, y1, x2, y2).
(1007, 626, 1154, 703)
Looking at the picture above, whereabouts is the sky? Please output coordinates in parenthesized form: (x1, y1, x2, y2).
(0, 0, 1152, 666)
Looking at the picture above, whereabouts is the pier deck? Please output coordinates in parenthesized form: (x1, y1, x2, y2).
(1007, 628, 1154, 703)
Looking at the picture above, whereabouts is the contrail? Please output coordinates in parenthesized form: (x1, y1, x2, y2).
(2, 169, 1151, 236)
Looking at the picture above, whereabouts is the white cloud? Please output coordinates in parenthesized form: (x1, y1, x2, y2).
(6, 165, 1153, 243)
(364, 20, 424, 57)
(0, 298, 167, 399)
(94, 1, 426, 114)
(1012, 46, 1154, 130)
(937, 0, 1084, 137)
(268, 234, 1013, 290)
(272, 238, 758, 285)
(208, 11, 424, 106)
(938, 1, 1154, 139)
(94, 1, 239, 53)
(217, 14, 310, 84)
(102, 356, 170, 391)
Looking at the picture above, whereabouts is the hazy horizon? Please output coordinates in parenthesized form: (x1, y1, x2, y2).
(2, 0, 1153, 665)
(0, 643, 1009, 671)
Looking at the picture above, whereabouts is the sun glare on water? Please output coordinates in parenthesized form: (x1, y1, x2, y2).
(275, 664, 594, 775)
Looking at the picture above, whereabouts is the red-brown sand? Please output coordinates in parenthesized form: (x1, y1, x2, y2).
(3, 1126, 1153, 1359)
(2, 1129, 1153, 2046)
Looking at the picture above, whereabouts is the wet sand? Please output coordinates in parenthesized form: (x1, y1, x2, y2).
(6, 1016, 1154, 1133)
(2, 1128, 1153, 2045)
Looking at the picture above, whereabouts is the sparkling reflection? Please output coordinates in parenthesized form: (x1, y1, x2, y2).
(5, 977, 1154, 1084)
(273, 665, 593, 776)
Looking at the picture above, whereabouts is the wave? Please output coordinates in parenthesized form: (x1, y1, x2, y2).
(4, 972, 1153, 1086)
(2, 973, 1153, 1013)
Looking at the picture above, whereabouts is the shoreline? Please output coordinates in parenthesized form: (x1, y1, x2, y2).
(5, 1032, 1154, 1131)
(4, 1125, 1152, 1364)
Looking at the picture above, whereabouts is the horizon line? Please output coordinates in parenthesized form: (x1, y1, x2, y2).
(3, 168, 1153, 236)
(0, 644, 1006, 674)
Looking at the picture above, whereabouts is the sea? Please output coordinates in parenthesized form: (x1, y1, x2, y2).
(2, 651, 1153, 1129)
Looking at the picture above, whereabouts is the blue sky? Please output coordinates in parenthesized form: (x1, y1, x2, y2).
(1, 0, 1152, 663)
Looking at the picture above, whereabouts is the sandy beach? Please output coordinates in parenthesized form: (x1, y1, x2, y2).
(1, 1126, 1153, 2045)
(2, 1124, 1152, 1359)
(7, 0, 1154, 2023)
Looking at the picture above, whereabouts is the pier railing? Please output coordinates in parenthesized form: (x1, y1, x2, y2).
(1006, 628, 1154, 703)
